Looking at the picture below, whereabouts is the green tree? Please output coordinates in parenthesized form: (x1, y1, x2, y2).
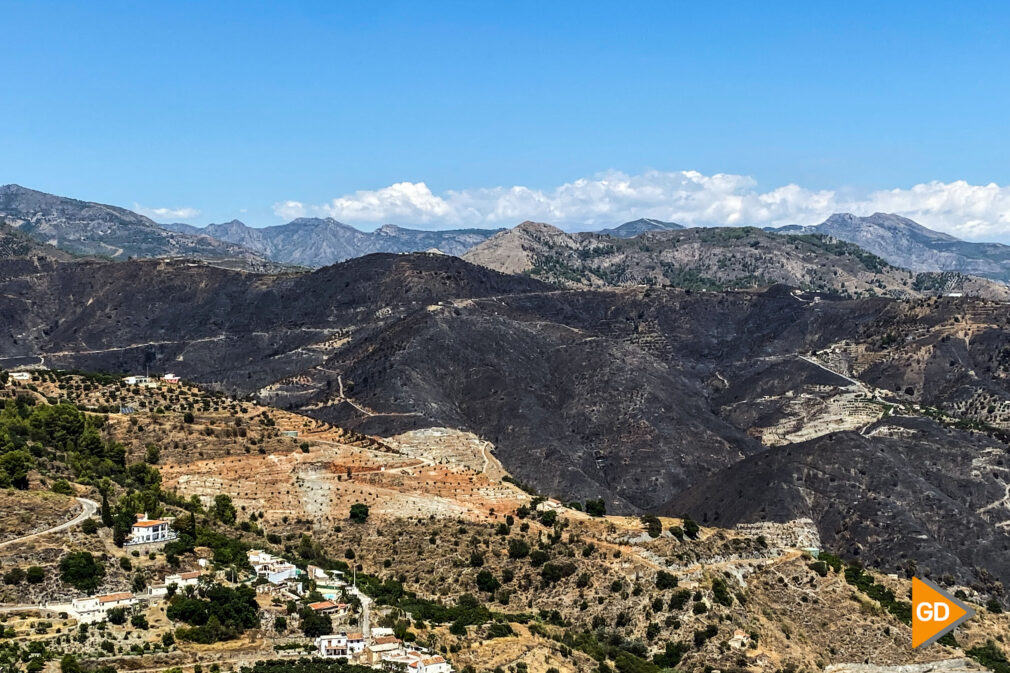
(298, 607, 332, 638)
(214, 494, 237, 525)
(0, 450, 33, 489)
(349, 502, 369, 523)
(59, 551, 106, 593)
(584, 498, 606, 517)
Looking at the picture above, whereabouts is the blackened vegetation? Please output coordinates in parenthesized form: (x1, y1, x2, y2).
(5, 254, 1010, 595)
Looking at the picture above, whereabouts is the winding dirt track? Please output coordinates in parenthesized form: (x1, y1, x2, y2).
(0, 497, 98, 549)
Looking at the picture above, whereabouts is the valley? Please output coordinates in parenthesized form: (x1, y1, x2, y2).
(3, 373, 1010, 673)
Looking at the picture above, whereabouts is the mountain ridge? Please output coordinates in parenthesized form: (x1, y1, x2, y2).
(174, 216, 504, 267)
(770, 211, 1010, 281)
(0, 184, 278, 269)
(463, 220, 1010, 299)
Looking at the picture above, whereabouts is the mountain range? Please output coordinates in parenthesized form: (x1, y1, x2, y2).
(6, 184, 1010, 289)
(0, 184, 281, 271)
(462, 220, 1010, 299)
(4, 251, 1010, 595)
(772, 212, 1010, 281)
(165, 217, 503, 267)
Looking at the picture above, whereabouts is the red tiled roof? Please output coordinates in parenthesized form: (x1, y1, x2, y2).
(133, 519, 167, 528)
(99, 592, 134, 603)
(308, 600, 337, 611)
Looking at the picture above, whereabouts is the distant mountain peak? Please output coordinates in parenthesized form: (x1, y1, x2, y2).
(769, 212, 1010, 279)
(596, 217, 683, 238)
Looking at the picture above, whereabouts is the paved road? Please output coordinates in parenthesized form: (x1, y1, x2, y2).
(0, 497, 98, 549)
(348, 583, 372, 638)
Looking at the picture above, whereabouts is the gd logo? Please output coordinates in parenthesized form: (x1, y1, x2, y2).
(911, 577, 974, 648)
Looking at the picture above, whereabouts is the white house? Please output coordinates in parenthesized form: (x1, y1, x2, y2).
(394, 653, 451, 673)
(347, 631, 366, 654)
(535, 498, 564, 512)
(126, 514, 177, 546)
(162, 373, 181, 384)
(247, 550, 298, 584)
(71, 592, 138, 623)
(123, 376, 150, 385)
(316, 634, 349, 657)
(164, 570, 201, 588)
(9, 372, 31, 382)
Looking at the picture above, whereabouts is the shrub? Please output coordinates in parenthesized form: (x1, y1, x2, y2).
(349, 503, 369, 523)
(51, 479, 74, 495)
(508, 538, 530, 560)
(655, 571, 678, 590)
(3, 568, 25, 585)
(475, 570, 500, 593)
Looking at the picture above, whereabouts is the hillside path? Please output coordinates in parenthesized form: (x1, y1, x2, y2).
(0, 497, 98, 549)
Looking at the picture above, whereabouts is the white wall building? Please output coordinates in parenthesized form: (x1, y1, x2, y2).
(71, 592, 138, 623)
(247, 549, 299, 584)
(126, 514, 177, 546)
(316, 634, 349, 657)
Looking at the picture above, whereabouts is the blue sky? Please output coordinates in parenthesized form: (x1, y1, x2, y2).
(2, 1, 1010, 237)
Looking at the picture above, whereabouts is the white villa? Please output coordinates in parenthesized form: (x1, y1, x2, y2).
(248, 550, 299, 584)
(307, 564, 346, 598)
(125, 514, 177, 546)
(71, 592, 138, 623)
(315, 633, 349, 657)
(162, 373, 181, 384)
(9, 372, 31, 382)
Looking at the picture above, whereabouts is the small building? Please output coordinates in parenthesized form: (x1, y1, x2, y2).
(161, 373, 181, 384)
(728, 629, 750, 650)
(247, 549, 298, 584)
(403, 654, 452, 673)
(71, 592, 138, 623)
(535, 498, 563, 512)
(307, 600, 347, 615)
(126, 514, 177, 546)
(164, 570, 201, 588)
(9, 372, 31, 382)
(346, 631, 366, 654)
(316, 634, 348, 657)
(362, 636, 404, 664)
(123, 375, 150, 385)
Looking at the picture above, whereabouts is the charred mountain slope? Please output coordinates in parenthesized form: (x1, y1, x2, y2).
(6, 254, 1010, 591)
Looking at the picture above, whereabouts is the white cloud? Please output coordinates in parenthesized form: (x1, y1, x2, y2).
(135, 203, 201, 221)
(273, 171, 1010, 240)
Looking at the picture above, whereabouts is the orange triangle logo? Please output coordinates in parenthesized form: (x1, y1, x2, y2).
(912, 577, 974, 648)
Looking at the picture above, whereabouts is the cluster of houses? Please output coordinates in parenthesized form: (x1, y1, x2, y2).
(122, 373, 180, 387)
(68, 569, 204, 623)
(315, 630, 450, 673)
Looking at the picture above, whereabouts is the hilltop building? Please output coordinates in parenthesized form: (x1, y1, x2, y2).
(126, 514, 177, 547)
